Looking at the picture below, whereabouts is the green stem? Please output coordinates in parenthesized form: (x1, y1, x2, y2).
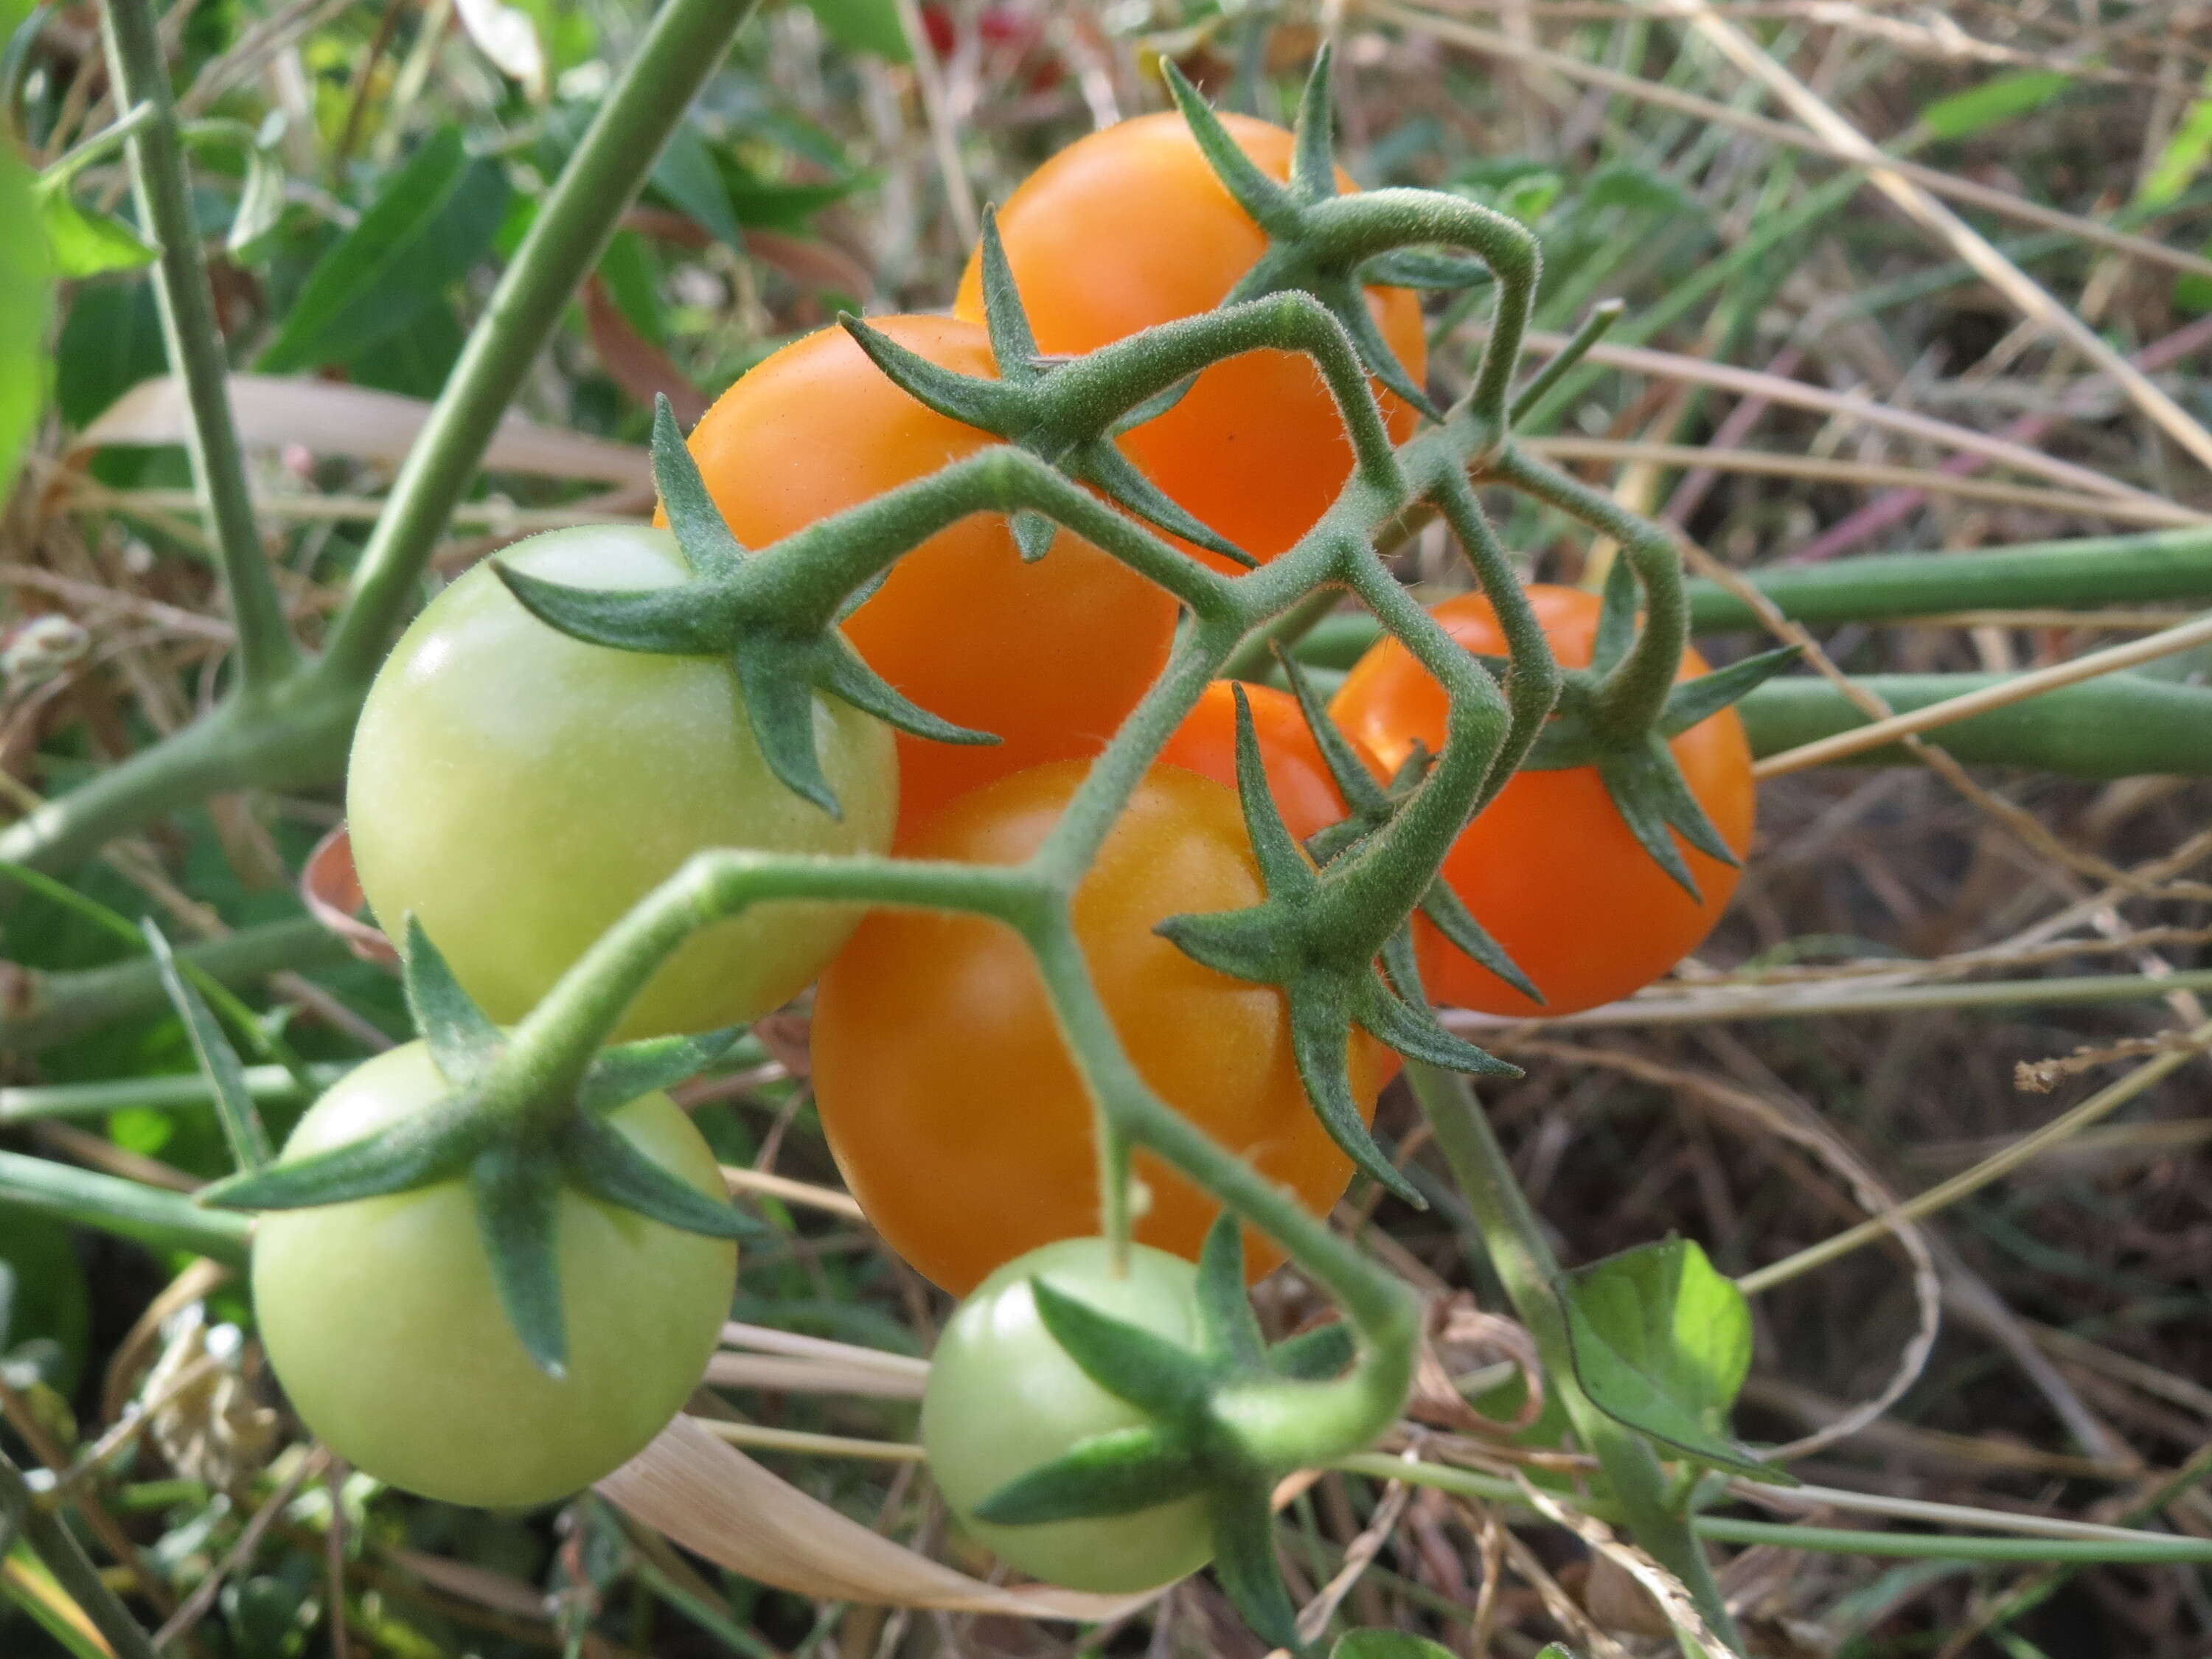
(1737, 672, 2212, 778)
(1328, 1454, 2212, 1565)
(1221, 585, 1346, 682)
(96, 0, 296, 692)
(0, 1451, 166, 1659)
(1404, 1061, 1739, 1649)
(1694, 525, 2212, 630)
(317, 0, 766, 686)
(0, 914, 353, 1054)
(0, 1063, 350, 1121)
(0, 1151, 249, 1262)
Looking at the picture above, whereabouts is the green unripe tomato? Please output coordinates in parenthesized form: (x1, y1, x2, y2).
(922, 1237, 1214, 1593)
(252, 1043, 736, 1509)
(347, 526, 898, 1040)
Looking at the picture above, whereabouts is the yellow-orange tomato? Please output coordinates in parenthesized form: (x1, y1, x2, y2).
(676, 317, 1179, 830)
(1330, 585, 1755, 1018)
(811, 762, 1390, 1295)
(955, 111, 1426, 571)
(1155, 680, 1378, 842)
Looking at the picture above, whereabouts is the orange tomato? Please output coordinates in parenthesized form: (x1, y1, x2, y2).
(955, 111, 1427, 571)
(1329, 585, 1755, 1017)
(1155, 680, 1378, 842)
(677, 316, 1180, 830)
(811, 762, 1391, 1294)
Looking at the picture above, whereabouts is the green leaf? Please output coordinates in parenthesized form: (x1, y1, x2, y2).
(225, 115, 290, 261)
(35, 180, 157, 279)
(1332, 1632, 1459, 1659)
(1919, 69, 2073, 142)
(1559, 1236, 1793, 1484)
(650, 121, 742, 252)
(257, 127, 509, 373)
(2140, 86, 2212, 208)
(0, 144, 52, 503)
(802, 0, 909, 61)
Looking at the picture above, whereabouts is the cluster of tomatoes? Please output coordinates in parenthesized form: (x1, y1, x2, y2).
(247, 102, 1753, 1583)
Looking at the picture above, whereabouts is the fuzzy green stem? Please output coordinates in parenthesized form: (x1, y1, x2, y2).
(0, 1063, 351, 1121)
(318, 0, 766, 686)
(0, 914, 352, 1054)
(97, 0, 296, 693)
(0, 1151, 249, 1262)
(1405, 1061, 1739, 1648)
(0, 1451, 166, 1659)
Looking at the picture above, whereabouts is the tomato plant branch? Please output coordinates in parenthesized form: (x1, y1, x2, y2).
(1405, 1061, 1740, 1649)
(0, 1150, 249, 1262)
(96, 0, 295, 694)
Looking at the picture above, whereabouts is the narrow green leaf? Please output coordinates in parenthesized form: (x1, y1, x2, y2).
(35, 185, 158, 278)
(970, 1427, 1206, 1525)
(1658, 644, 1800, 737)
(402, 917, 504, 1087)
(1029, 1277, 1209, 1421)
(225, 114, 288, 260)
(648, 119, 743, 252)
(471, 1145, 568, 1377)
(1558, 1236, 1793, 1484)
(0, 144, 54, 501)
(2140, 90, 2212, 208)
(801, 0, 909, 62)
(560, 1114, 752, 1239)
(1919, 69, 2073, 142)
(257, 128, 509, 373)
(140, 919, 271, 1172)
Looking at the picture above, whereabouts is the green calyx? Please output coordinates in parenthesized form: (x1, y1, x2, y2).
(198, 917, 754, 1377)
(1511, 560, 1798, 899)
(1162, 49, 1540, 434)
(974, 1218, 1397, 1653)
(1155, 679, 1519, 1208)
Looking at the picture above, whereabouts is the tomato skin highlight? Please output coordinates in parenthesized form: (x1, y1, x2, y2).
(251, 1043, 736, 1510)
(1156, 679, 1380, 842)
(922, 1237, 1214, 1592)
(347, 526, 896, 1040)
(1329, 584, 1756, 1017)
(811, 762, 1388, 1295)
(677, 316, 1180, 830)
(955, 111, 1426, 571)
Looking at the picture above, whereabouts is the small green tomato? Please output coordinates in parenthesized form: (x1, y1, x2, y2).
(922, 1237, 1215, 1593)
(251, 1043, 735, 1509)
(347, 525, 898, 1040)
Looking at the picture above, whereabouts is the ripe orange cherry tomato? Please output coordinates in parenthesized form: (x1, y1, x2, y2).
(678, 316, 1179, 830)
(1156, 680, 1379, 843)
(954, 111, 1426, 571)
(1329, 585, 1754, 1018)
(810, 762, 1391, 1295)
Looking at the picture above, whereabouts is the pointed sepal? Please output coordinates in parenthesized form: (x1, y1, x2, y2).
(815, 636, 999, 748)
(1029, 1276, 1211, 1420)
(1161, 63, 1298, 237)
(1269, 1321, 1354, 1382)
(471, 1144, 568, 1377)
(1287, 46, 1340, 206)
(1357, 969, 1520, 1079)
(403, 917, 504, 1087)
(1358, 249, 1493, 290)
(559, 1113, 754, 1239)
(493, 562, 734, 656)
(1288, 990, 1424, 1208)
(838, 313, 1023, 433)
(200, 1096, 484, 1211)
(1658, 644, 1799, 737)
(1316, 272, 1439, 421)
(1590, 557, 1639, 676)
(733, 646, 849, 817)
(142, 919, 273, 1172)
(970, 1426, 1207, 1525)
(650, 394, 748, 580)
(1408, 886, 1543, 1006)
(1193, 1215, 1266, 1368)
(970, 207, 1043, 380)
(577, 1027, 744, 1115)
(1276, 649, 1390, 821)
(1010, 509, 1059, 563)
(1071, 439, 1251, 568)
(1207, 1480, 1300, 1654)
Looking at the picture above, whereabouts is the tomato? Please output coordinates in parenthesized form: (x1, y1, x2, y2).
(1155, 679, 1380, 842)
(811, 762, 1388, 1295)
(922, 1237, 1212, 1592)
(678, 316, 1180, 830)
(1329, 585, 1755, 1017)
(252, 1043, 736, 1509)
(348, 526, 897, 1041)
(955, 111, 1427, 571)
